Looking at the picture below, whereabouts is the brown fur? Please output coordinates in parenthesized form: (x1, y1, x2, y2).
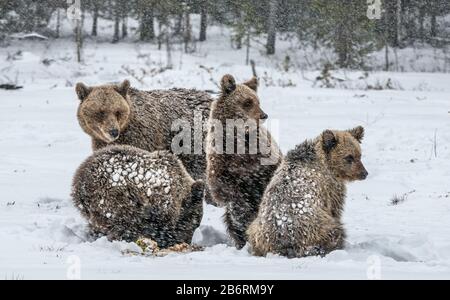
(206, 74, 282, 249)
(71, 145, 204, 247)
(75, 80, 214, 204)
(247, 127, 368, 258)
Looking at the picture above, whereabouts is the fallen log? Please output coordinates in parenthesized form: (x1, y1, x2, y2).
(0, 84, 23, 90)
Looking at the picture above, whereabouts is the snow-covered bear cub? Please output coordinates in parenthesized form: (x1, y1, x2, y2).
(72, 145, 204, 248)
(247, 127, 368, 258)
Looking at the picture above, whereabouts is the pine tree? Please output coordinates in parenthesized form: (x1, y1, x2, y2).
(266, 0, 277, 55)
(139, 0, 155, 41)
(121, 0, 128, 39)
(112, 0, 121, 43)
(311, 0, 376, 68)
(199, 0, 207, 41)
(90, 0, 101, 36)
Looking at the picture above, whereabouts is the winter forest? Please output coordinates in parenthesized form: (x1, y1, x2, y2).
(2, 0, 450, 70)
(0, 0, 450, 280)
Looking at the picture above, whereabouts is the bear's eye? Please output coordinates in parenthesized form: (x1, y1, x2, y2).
(95, 111, 106, 120)
(243, 99, 253, 109)
(344, 155, 354, 163)
(115, 111, 122, 119)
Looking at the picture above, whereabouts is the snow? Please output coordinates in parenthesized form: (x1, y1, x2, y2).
(9, 33, 49, 40)
(1, 17, 450, 280)
(97, 151, 172, 192)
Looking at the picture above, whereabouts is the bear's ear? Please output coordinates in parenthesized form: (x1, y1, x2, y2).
(75, 83, 92, 101)
(220, 74, 236, 95)
(114, 79, 130, 98)
(322, 130, 337, 152)
(347, 126, 364, 143)
(243, 77, 258, 92)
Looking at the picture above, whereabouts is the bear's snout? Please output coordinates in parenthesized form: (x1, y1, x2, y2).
(260, 112, 268, 120)
(359, 169, 368, 180)
(109, 129, 120, 139)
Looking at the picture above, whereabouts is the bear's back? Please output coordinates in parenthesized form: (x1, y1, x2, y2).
(262, 149, 345, 229)
(72, 145, 193, 221)
(130, 87, 211, 121)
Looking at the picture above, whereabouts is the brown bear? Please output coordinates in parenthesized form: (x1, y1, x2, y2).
(72, 145, 204, 248)
(75, 80, 213, 204)
(247, 126, 368, 258)
(206, 74, 282, 249)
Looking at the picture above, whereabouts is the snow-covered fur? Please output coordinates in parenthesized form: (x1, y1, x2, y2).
(206, 74, 282, 249)
(247, 127, 368, 258)
(71, 145, 204, 248)
(75, 80, 214, 204)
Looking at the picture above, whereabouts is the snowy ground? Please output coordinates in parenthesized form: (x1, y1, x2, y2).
(1, 19, 450, 279)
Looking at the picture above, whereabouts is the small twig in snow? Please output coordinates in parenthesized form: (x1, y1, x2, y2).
(390, 190, 416, 206)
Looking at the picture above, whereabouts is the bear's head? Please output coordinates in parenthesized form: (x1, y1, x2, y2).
(218, 74, 268, 122)
(76, 80, 131, 143)
(321, 126, 368, 181)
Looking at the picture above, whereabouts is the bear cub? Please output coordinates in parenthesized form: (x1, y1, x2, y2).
(72, 145, 204, 248)
(247, 126, 368, 258)
(206, 74, 282, 249)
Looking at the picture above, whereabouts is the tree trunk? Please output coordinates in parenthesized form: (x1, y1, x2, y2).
(92, 3, 98, 36)
(245, 30, 250, 65)
(337, 46, 348, 68)
(385, 44, 389, 71)
(122, 17, 128, 38)
(30, 1, 38, 32)
(112, 0, 120, 43)
(184, 11, 191, 53)
(266, 0, 277, 55)
(158, 20, 163, 50)
(199, 0, 207, 42)
(404, 5, 416, 44)
(233, 9, 243, 49)
(418, 5, 425, 42)
(335, 22, 350, 68)
(166, 26, 173, 69)
(140, 5, 155, 41)
(385, 10, 389, 71)
(76, 19, 83, 63)
(174, 13, 183, 36)
(81, 6, 85, 32)
(395, 0, 401, 47)
(56, 9, 60, 38)
(431, 12, 437, 37)
(235, 32, 243, 49)
(121, 0, 128, 38)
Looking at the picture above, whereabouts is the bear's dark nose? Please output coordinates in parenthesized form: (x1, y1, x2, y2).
(260, 112, 268, 120)
(359, 170, 368, 180)
(110, 129, 119, 139)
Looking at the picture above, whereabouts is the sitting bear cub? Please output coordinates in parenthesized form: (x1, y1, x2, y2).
(247, 126, 368, 258)
(72, 145, 204, 248)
